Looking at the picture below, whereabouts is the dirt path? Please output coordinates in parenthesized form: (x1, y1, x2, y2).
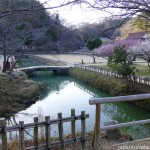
(38, 54, 108, 65)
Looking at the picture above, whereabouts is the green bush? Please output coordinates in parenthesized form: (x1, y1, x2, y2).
(69, 68, 129, 96)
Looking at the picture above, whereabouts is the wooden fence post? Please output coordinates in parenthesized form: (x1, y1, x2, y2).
(94, 104, 101, 150)
(58, 113, 64, 150)
(19, 121, 25, 150)
(71, 109, 76, 150)
(81, 111, 86, 150)
(34, 117, 38, 149)
(45, 116, 51, 149)
(0, 118, 7, 150)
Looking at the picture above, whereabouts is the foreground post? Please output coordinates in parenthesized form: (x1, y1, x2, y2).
(0, 118, 7, 150)
(58, 113, 64, 150)
(71, 109, 76, 150)
(81, 111, 86, 149)
(34, 117, 38, 149)
(19, 121, 25, 150)
(94, 104, 100, 150)
(45, 116, 51, 149)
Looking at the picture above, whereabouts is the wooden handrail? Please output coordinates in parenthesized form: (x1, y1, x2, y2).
(89, 93, 150, 105)
(89, 94, 150, 150)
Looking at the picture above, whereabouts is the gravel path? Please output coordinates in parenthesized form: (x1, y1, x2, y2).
(38, 54, 108, 65)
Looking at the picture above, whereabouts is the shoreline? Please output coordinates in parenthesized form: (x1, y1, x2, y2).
(0, 73, 45, 118)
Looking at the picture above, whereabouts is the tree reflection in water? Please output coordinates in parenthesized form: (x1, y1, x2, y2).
(102, 103, 150, 139)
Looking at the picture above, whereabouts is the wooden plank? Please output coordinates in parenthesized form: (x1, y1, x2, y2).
(4, 114, 89, 132)
(101, 119, 150, 131)
(71, 109, 76, 150)
(45, 116, 51, 149)
(34, 117, 38, 149)
(19, 121, 25, 150)
(89, 94, 150, 105)
(58, 113, 64, 150)
(0, 118, 8, 150)
(81, 111, 86, 150)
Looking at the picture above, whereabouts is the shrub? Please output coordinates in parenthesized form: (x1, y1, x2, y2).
(69, 68, 129, 96)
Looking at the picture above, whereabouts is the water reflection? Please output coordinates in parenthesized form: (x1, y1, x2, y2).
(102, 103, 150, 139)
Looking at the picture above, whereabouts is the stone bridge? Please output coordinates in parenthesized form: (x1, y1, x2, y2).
(19, 66, 71, 77)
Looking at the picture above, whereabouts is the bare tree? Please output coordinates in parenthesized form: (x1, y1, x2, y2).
(0, 0, 81, 18)
(0, 15, 32, 72)
(78, 0, 150, 19)
(1, 0, 149, 22)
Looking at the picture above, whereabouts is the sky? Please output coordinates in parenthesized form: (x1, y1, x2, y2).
(39, 0, 109, 26)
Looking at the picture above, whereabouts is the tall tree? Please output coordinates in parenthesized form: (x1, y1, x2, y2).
(0, 15, 32, 72)
(108, 46, 135, 79)
(86, 37, 102, 63)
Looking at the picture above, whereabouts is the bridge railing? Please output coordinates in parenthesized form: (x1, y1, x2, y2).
(89, 94, 150, 150)
(0, 109, 89, 150)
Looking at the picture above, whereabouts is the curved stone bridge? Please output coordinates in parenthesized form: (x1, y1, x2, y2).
(18, 65, 71, 77)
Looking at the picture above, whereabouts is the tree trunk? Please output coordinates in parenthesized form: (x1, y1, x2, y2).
(148, 62, 150, 68)
(2, 47, 7, 73)
(92, 53, 96, 63)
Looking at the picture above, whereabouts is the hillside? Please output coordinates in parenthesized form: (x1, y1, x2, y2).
(0, 73, 45, 117)
(0, 0, 84, 54)
(118, 18, 150, 39)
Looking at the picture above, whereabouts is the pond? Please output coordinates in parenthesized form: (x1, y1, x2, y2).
(12, 58, 150, 140)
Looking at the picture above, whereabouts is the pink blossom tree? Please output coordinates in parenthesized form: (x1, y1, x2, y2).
(93, 43, 114, 58)
(94, 39, 139, 60)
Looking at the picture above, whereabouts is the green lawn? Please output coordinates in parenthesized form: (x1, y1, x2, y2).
(90, 64, 150, 77)
(135, 64, 150, 77)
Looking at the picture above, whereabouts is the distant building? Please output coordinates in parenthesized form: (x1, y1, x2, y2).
(125, 32, 149, 42)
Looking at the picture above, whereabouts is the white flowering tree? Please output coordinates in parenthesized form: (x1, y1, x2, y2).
(130, 41, 150, 67)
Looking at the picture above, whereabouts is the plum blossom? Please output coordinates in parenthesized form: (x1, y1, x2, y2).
(130, 41, 150, 67)
(94, 39, 139, 57)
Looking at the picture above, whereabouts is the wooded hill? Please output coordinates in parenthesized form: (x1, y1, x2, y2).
(1, 0, 149, 55)
(0, 0, 84, 54)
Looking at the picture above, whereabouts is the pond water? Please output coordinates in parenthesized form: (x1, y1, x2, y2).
(13, 58, 150, 140)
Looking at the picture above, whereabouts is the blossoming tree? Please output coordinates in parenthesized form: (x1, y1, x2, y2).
(130, 41, 150, 67)
(94, 39, 138, 60)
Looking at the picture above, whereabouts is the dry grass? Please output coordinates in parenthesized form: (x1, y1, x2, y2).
(3, 133, 133, 150)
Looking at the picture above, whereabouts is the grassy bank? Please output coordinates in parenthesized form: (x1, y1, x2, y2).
(69, 68, 130, 96)
(0, 73, 45, 117)
(69, 68, 150, 111)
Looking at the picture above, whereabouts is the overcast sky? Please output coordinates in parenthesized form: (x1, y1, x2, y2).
(39, 0, 109, 26)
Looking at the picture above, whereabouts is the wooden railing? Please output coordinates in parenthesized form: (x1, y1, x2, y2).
(0, 109, 89, 150)
(75, 64, 150, 86)
(89, 94, 150, 150)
